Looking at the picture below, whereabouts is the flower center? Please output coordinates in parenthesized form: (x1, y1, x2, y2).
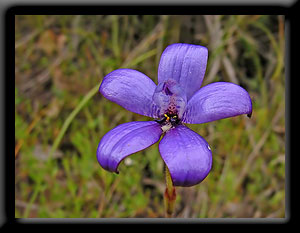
(155, 112, 180, 128)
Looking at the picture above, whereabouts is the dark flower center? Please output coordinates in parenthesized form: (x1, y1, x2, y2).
(155, 112, 180, 127)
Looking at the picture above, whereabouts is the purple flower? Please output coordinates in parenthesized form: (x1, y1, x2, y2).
(97, 43, 252, 187)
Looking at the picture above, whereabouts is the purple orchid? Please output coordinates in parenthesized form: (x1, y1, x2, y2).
(97, 43, 252, 187)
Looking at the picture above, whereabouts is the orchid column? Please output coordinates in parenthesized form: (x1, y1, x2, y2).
(97, 43, 252, 217)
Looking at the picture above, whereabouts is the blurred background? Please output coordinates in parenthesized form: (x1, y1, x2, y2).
(15, 15, 285, 218)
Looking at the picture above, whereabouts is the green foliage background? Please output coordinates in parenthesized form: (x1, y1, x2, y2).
(15, 15, 285, 218)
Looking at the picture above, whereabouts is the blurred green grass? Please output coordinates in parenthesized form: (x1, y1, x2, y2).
(15, 15, 285, 218)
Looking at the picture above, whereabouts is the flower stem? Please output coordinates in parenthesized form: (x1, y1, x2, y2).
(164, 164, 176, 217)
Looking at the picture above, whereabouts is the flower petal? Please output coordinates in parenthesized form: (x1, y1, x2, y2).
(97, 121, 162, 173)
(159, 125, 212, 187)
(182, 82, 252, 124)
(100, 68, 160, 118)
(158, 43, 208, 100)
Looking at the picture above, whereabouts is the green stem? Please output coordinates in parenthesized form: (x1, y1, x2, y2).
(50, 84, 99, 157)
(164, 164, 176, 217)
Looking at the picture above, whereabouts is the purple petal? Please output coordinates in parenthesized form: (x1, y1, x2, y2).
(152, 79, 187, 118)
(100, 68, 160, 118)
(158, 43, 208, 100)
(97, 121, 162, 173)
(159, 125, 212, 187)
(182, 82, 252, 124)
